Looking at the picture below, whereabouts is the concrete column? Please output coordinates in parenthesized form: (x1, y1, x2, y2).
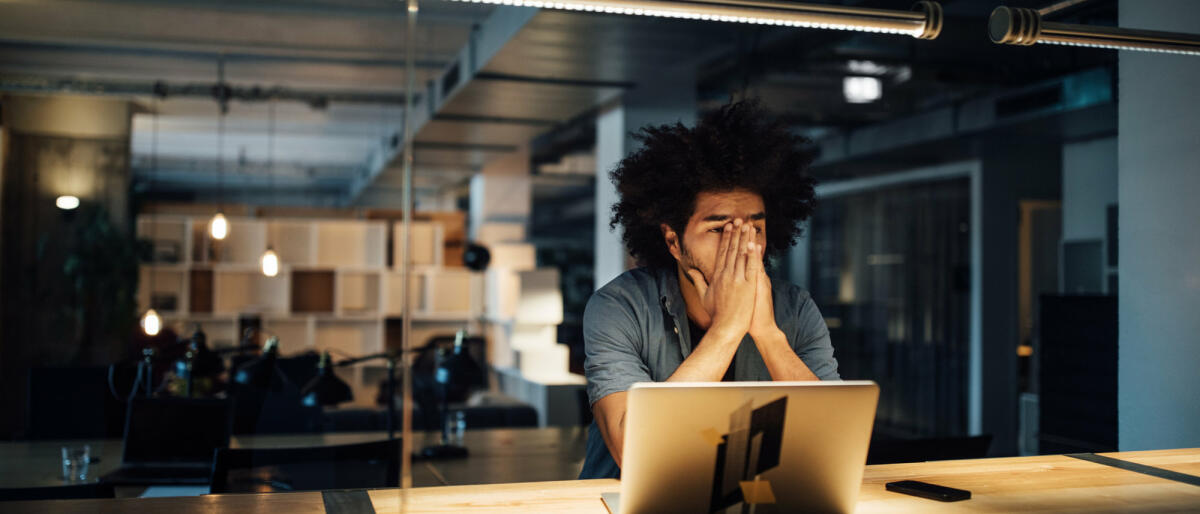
(0, 94, 133, 438)
(594, 74, 696, 290)
(1118, 0, 1200, 451)
(468, 149, 531, 241)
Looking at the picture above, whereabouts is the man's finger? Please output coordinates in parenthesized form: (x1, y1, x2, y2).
(726, 220, 745, 273)
(746, 241, 763, 282)
(734, 227, 750, 279)
(714, 223, 732, 275)
(686, 268, 709, 298)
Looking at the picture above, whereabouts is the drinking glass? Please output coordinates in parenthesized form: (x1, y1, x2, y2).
(60, 444, 91, 483)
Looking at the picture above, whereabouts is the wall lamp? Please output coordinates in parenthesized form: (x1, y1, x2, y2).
(990, 5, 1200, 56)
(449, 0, 943, 39)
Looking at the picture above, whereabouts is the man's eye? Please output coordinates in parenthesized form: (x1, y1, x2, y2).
(709, 227, 723, 233)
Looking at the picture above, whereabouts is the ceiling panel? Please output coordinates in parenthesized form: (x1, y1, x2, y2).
(433, 78, 625, 122)
(481, 11, 741, 81)
(416, 118, 551, 147)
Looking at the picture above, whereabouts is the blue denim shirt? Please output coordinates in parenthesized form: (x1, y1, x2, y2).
(578, 266, 839, 479)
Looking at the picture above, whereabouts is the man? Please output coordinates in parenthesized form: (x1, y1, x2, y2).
(579, 101, 839, 479)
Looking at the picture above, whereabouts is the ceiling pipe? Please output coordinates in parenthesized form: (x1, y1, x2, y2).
(990, 5, 1200, 56)
(0, 75, 420, 107)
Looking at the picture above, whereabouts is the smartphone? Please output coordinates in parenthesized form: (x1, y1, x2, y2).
(885, 480, 971, 502)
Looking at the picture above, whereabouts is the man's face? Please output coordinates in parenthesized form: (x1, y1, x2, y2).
(665, 189, 767, 283)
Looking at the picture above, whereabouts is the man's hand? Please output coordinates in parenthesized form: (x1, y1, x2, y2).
(685, 220, 759, 341)
(748, 249, 781, 341)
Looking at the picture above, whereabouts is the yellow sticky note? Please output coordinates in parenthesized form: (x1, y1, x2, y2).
(739, 480, 776, 505)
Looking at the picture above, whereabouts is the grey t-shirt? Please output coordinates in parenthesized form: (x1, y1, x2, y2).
(579, 266, 839, 479)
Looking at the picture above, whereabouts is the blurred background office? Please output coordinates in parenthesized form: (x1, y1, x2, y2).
(1, 0, 1198, 499)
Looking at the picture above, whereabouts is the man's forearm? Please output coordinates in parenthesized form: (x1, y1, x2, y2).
(593, 391, 629, 468)
(605, 412, 626, 467)
(752, 328, 819, 381)
(667, 328, 743, 382)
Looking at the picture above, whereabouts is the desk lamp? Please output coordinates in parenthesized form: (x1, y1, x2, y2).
(175, 325, 256, 397)
(300, 351, 354, 407)
(233, 334, 281, 390)
(418, 331, 487, 460)
(301, 349, 401, 439)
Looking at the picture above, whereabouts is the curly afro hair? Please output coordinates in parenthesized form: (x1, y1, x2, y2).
(609, 100, 817, 269)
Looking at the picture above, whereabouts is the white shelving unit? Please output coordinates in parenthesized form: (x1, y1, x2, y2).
(137, 213, 482, 408)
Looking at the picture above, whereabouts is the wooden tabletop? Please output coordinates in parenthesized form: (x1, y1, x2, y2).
(0, 427, 588, 490)
(4, 448, 1199, 512)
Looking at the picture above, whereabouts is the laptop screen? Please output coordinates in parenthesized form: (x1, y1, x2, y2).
(122, 398, 232, 465)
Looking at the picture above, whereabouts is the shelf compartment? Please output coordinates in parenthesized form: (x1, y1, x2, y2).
(316, 221, 386, 268)
(138, 267, 188, 315)
(189, 269, 214, 313)
(267, 221, 317, 266)
(427, 269, 482, 316)
(337, 270, 382, 316)
(136, 216, 190, 264)
(291, 270, 335, 314)
(212, 269, 289, 315)
(384, 272, 425, 315)
(392, 221, 443, 268)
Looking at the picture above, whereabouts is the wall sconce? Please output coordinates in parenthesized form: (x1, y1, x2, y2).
(990, 6, 1200, 56)
(448, 0, 943, 39)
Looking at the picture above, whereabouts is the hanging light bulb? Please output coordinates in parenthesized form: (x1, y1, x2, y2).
(210, 212, 228, 240)
(261, 246, 279, 277)
(141, 308, 162, 336)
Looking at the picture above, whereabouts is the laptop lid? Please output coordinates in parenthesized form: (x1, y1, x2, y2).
(121, 397, 232, 467)
(619, 381, 879, 514)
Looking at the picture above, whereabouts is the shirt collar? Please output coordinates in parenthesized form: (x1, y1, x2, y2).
(655, 265, 683, 313)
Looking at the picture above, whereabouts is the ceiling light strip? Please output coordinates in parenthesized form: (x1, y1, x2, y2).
(450, 0, 943, 39)
(990, 6, 1200, 56)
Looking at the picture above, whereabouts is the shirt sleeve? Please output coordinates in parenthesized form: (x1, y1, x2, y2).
(583, 288, 653, 406)
(791, 294, 841, 380)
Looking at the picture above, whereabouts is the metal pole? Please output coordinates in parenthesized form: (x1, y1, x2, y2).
(400, 0, 419, 493)
(387, 358, 397, 440)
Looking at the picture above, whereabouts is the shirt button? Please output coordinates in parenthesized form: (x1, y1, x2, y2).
(673, 326, 679, 334)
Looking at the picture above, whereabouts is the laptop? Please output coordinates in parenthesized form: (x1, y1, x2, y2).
(604, 381, 879, 514)
(101, 397, 232, 485)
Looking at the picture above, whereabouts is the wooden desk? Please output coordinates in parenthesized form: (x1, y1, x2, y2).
(4, 448, 1199, 512)
(0, 427, 588, 490)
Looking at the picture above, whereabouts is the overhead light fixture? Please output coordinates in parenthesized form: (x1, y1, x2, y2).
(142, 100, 163, 337)
(141, 308, 162, 336)
(843, 76, 882, 103)
(990, 6, 1200, 56)
(261, 247, 279, 277)
(261, 99, 279, 277)
(210, 211, 229, 240)
(449, 0, 943, 38)
(55, 195, 80, 210)
(211, 54, 230, 241)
